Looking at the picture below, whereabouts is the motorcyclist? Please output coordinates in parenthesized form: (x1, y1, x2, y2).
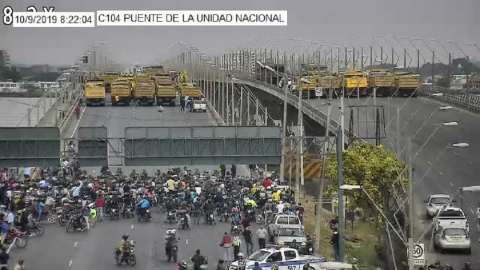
(178, 201, 191, 227)
(116, 234, 131, 259)
(165, 229, 179, 262)
(243, 197, 257, 219)
(191, 249, 206, 270)
(137, 195, 151, 219)
(203, 199, 215, 223)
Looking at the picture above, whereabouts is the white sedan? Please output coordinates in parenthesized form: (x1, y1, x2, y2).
(424, 194, 454, 218)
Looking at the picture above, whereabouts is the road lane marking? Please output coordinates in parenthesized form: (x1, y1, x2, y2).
(185, 239, 188, 244)
(69, 260, 73, 267)
(74, 241, 77, 248)
(131, 224, 134, 229)
(70, 106, 87, 139)
(449, 182, 453, 186)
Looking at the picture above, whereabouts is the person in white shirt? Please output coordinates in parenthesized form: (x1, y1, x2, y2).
(276, 202, 284, 213)
(7, 211, 14, 230)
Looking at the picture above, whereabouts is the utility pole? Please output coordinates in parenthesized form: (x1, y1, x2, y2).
(408, 137, 414, 270)
(337, 129, 344, 262)
(314, 88, 333, 250)
(279, 52, 288, 183)
(295, 95, 302, 203)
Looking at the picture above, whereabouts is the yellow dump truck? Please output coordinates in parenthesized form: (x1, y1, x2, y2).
(395, 73, 420, 97)
(295, 76, 317, 99)
(155, 75, 176, 106)
(178, 83, 202, 99)
(84, 79, 106, 106)
(368, 69, 395, 96)
(342, 70, 368, 97)
(134, 80, 155, 106)
(99, 72, 119, 92)
(111, 79, 132, 106)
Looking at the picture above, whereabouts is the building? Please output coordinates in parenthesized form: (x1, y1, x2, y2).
(0, 50, 11, 69)
(0, 80, 23, 92)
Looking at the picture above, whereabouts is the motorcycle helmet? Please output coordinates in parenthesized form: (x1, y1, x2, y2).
(181, 260, 188, 267)
(122, 234, 129, 240)
(219, 259, 224, 263)
(237, 252, 244, 259)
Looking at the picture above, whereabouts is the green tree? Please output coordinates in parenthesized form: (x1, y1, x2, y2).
(324, 141, 407, 226)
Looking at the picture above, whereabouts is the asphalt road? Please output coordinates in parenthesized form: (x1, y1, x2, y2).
(306, 95, 480, 267)
(13, 102, 252, 269)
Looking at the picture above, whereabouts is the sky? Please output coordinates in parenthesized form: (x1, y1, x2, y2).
(0, 0, 479, 66)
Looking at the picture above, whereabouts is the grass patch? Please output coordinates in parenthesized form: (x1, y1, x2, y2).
(301, 195, 379, 270)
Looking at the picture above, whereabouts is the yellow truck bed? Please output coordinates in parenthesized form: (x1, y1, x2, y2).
(344, 77, 368, 88)
(85, 88, 106, 99)
(111, 82, 131, 97)
(157, 85, 176, 97)
(134, 82, 155, 98)
(395, 76, 420, 89)
(180, 87, 202, 98)
(369, 75, 395, 88)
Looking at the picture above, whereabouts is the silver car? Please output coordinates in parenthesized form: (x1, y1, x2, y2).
(433, 227, 471, 254)
(274, 227, 306, 248)
(424, 194, 454, 218)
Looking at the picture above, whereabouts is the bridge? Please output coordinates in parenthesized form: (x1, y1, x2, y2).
(1, 37, 479, 269)
(166, 38, 480, 267)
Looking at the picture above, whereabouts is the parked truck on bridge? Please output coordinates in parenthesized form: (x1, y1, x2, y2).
(341, 69, 368, 97)
(395, 73, 420, 97)
(134, 80, 155, 106)
(178, 83, 202, 99)
(368, 69, 395, 96)
(84, 79, 106, 106)
(155, 73, 177, 106)
(111, 79, 132, 106)
(99, 72, 119, 92)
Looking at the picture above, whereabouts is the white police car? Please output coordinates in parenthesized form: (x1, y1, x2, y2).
(229, 246, 326, 270)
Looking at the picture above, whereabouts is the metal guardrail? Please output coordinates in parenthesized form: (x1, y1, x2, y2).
(431, 93, 480, 113)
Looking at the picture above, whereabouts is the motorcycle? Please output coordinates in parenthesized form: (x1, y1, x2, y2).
(122, 206, 135, 218)
(40, 208, 57, 224)
(166, 245, 178, 262)
(165, 211, 177, 224)
(255, 213, 265, 224)
(115, 241, 136, 266)
(4, 228, 27, 248)
(138, 208, 151, 222)
(32, 219, 45, 236)
(66, 215, 88, 233)
(110, 208, 120, 220)
(178, 215, 189, 230)
(58, 207, 70, 226)
(206, 212, 216, 225)
(220, 211, 229, 222)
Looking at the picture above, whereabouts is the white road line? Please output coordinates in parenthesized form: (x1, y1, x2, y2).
(471, 209, 475, 215)
(70, 106, 87, 139)
(185, 239, 188, 244)
(69, 260, 73, 267)
(74, 241, 77, 248)
(449, 182, 454, 186)
(131, 224, 134, 229)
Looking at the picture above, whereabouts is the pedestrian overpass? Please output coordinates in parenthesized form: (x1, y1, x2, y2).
(0, 126, 283, 167)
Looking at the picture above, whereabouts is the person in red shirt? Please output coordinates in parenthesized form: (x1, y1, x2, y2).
(95, 194, 105, 221)
(262, 178, 272, 188)
(241, 215, 251, 229)
(74, 106, 80, 120)
(297, 202, 305, 223)
(221, 232, 232, 262)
